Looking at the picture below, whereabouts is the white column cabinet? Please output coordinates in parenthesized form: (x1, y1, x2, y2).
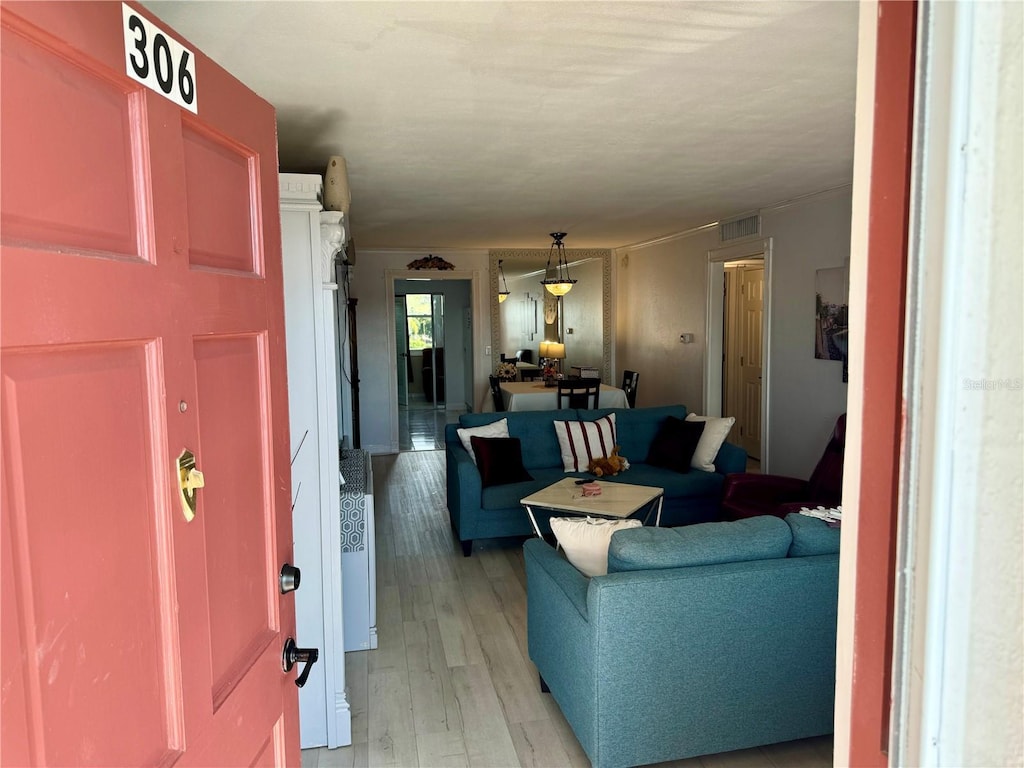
(280, 174, 350, 748)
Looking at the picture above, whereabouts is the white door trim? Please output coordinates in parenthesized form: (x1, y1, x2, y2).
(704, 237, 773, 472)
(891, 2, 1022, 765)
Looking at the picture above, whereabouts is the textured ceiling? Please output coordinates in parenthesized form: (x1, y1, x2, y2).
(144, 1, 859, 249)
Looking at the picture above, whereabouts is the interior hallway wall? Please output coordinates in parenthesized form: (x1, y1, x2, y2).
(615, 186, 852, 478)
(762, 187, 852, 477)
(350, 250, 487, 453)
(615, 227, 718, 412)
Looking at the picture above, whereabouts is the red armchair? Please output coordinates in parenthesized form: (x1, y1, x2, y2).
(721, 414, 846, 520)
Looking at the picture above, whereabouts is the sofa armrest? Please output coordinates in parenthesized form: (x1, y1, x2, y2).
(524, 538, 590, 620)
(524, 539, 598, 756)
(714, 441, 747, 475)
(721, 472, 809, 503)
(445, 436, 481, 537)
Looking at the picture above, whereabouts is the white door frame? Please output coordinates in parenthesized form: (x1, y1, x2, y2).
(704, 237, 773, 471)
(384, 269, 483, 453)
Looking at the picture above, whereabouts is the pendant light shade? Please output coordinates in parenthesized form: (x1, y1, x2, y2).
(540, 232, 577, 296)
(497, 259, 511, 303)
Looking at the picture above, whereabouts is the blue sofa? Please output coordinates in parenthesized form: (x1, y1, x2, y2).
(445, 405, 747, 556)
(525, 514, 840, 768)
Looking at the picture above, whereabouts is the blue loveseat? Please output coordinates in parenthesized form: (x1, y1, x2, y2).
(525, 514, 840, 768)
(445, 405, 747, 556)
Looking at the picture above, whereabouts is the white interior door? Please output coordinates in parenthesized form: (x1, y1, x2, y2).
(707, 242, 770, 470)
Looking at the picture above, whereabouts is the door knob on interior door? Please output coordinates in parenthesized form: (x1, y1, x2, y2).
(281, 637, 319, 688)
(279, 563, 301, 593)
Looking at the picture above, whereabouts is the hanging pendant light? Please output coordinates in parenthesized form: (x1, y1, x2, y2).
(540, 232, 576, 296)
(497, 259, 511, 303)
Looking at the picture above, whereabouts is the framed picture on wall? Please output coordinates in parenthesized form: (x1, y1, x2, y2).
(815, 265, 849, 381)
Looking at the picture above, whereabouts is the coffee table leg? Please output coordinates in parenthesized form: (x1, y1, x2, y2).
(525, 505, 543, 538)
(655, 495, 664, 527)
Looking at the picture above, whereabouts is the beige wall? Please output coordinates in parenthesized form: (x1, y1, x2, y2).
(614, 228, 717, 411)
(761, 188, 852, 477)
(614, 187, 851, 478)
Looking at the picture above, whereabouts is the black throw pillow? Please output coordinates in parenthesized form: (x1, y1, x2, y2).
(646, 416, 705, 474)
(470, 436, 534, 488)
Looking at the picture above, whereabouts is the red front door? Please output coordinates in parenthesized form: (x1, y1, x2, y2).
(1, 3, 300, 765)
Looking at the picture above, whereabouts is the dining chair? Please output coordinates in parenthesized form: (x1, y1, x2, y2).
(520, 369, 543, 381)
(556, 378, 600, 409)
(621, 370, 639, 408)
(488, 375, 507, 412)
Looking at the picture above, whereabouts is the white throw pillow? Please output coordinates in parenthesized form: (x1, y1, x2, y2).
(684, 417, 733, 473)
(456, 418, 509, 464)
(684, 413, 735, 472)
(553, 414, 617, 472)
(549, 516, 642, 577)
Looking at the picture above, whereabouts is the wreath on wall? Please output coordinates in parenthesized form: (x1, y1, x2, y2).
(407, 254, 455, 270)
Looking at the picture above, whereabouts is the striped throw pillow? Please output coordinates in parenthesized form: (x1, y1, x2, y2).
(553, 414, 618, 472)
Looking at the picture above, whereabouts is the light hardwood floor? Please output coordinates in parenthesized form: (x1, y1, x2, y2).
(301, 450, 833, 768)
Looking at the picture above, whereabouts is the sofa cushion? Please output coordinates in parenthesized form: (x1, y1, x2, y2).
(481, 467, 568, 510)
(456, 418, 509, 464)
(550, 516, 642, 577)
(471, 436, 533, 488)
(684, 413, 737, 472)
(646, 415, 705, 473)
(607, 516, 792, 572)
(553, 413, 617, 471)
(785, 513, 842, 556)
(578, 405, 688, 464)
(606, 462, 724, 499)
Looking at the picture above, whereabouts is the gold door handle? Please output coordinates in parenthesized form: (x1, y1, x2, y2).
(177, 449, 205, 521)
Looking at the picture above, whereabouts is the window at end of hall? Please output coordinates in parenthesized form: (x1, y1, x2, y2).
(406, 294, 433, 350)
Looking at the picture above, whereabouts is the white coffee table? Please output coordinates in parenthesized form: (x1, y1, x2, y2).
(520, 477, 665, 538)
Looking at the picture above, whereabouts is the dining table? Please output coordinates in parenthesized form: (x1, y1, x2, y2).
(482, 381, 630, 413)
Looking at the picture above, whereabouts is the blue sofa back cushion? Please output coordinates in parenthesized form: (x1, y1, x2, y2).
(785, 513, 842, 556)
(607, 516, 792, 572)
(459, 409, 577, 470)
(578, 404, 688, 464)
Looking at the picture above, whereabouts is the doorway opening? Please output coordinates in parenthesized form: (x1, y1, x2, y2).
(723, 259, 765, 467)
(393, 278, 473, 451)
(705, 238, 772, 472)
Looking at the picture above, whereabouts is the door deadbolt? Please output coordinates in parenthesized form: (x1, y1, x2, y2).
(279, 563, 301, 594)
(282, 637, 319, 688)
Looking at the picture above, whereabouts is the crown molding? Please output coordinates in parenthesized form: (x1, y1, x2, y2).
(618, 183, 854, 252)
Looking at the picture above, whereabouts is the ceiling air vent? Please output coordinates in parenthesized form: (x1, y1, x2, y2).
(719, 214, 760, 242)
